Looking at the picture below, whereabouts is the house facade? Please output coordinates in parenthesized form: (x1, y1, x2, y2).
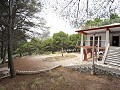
(76, 24, 120, 64)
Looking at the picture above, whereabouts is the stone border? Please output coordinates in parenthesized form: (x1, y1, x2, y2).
(15, 65, 61, 74)
(65, 64, 120, 78)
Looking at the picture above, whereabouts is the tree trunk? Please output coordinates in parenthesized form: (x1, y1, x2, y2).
(1, 25, 4, 61)
(2, 44, 7, 64)
(1, 40, 4, 61)
(8, 0, 16, 78)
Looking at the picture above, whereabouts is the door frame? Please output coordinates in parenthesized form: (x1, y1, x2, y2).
(112, 35, 120, 46)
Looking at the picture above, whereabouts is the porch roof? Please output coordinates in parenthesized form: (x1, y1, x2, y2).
(76, 23, 120, 34)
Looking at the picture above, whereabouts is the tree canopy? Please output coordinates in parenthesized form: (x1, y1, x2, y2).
(0, 0, 50, 78)
(83, 13, 120, 29)
(43, 0, 120, 28)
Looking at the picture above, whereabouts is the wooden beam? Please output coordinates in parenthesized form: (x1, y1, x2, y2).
(79, 31, 87, 35)
(76, 24, 120, 33)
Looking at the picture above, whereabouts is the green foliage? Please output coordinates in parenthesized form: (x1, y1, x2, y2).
(42, 38, 53, 53)
(83, 13, 120, 29)
(53, 31, 68, 52)
(15, 32, 81, 56)
(15, 37, 42, 56)
(84, 18, 102, 29)
(110, 13, 120, 19)
(68, 34, 81, 49)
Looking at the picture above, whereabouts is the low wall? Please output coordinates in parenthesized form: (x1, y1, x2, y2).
(65, 64, 120, 77)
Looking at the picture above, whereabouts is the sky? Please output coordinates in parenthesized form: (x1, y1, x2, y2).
(38, 0, 78, 36)
(36, 0, 120, 36)
(44, 10, 77, 36)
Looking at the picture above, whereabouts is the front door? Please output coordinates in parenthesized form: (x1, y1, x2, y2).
(112, 36, 119, 46)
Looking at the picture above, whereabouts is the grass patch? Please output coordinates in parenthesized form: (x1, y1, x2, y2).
(29, 78, 45, 89)
(45, 54, 77, 62)
(50, 75, 71, 89)
(17, 82, 26, 90)
(0, 85, 5, 90)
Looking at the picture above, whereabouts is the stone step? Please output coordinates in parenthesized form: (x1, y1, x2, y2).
(108, 63, 120, 67)
(106, 56, 120, 59)
(107, 52, 120, 55)
(108, 51, 120, 54)
(106, 57, 120, 60)
(105, 60, 120, 64)
(105, 46, 120, 68)
(109, 48, 120, 50)
(108, 52, 120, 55)
(108, 49, 120, 51)
(107, 54, 120, 57)
(109, 46, 120, 49)
(109, 50, 120, 52)
(106, 59, 120, 62)
(106, 59, 120, 64)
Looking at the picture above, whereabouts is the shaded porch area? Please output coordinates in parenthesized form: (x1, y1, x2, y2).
(76, 46, 105, 61)
(76, 24, 120, 62)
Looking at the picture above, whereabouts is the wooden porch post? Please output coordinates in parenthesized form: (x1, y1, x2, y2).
(84, 49, 87, 61)
(106, 28, 110, 46)
(91, 33, 95, 75)
(80, 33, 84, 62)
(97, 36, 100, 58)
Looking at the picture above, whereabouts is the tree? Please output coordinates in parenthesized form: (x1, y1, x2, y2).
(42, 38, 53, 53)
(53, 31, 68, 52)
(110, 13, 120, 19)
(44, 0, 120, 28)
(15, 37, 43, 56)
(0, 0, 48, 78)
(83, 18, 102, 29)
(8, 0, 16, 78)
(68, 34, 81, 51)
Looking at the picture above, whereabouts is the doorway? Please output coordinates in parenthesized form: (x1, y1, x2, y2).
(112, 36, 119, 46)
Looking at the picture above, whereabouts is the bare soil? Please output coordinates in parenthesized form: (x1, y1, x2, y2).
(0, 54, 120, 90)
(13, 54, 77, 71)
(0, 67, 120, 90)
(44, 54, 77, 62)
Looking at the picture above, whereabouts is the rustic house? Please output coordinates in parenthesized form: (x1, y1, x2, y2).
(76, 23, 120, 67)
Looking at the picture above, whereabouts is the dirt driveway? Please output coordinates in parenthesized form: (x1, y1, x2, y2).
(14, 53, 80, 73)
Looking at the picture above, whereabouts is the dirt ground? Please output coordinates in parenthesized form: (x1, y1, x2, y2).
(0, 67, 120, 90)
(13, 53, 77, 71)
(0, 53, 120, 90)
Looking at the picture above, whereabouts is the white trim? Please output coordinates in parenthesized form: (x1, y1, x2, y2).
(80, 33, 84, 62)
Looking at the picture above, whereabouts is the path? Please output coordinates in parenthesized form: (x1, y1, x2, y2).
(13, 53, 81, 74)
(53, 53, 81, 66)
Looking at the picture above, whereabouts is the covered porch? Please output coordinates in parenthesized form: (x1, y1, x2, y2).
(76, 24, 120, 62)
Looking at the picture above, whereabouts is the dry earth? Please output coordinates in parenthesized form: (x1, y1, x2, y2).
(0, 67, 120, 90)
(0, 53, 120, 90)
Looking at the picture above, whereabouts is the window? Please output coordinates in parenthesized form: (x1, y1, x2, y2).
(90, 36, 101, 46)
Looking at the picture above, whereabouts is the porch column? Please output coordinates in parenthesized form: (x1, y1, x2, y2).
(97, 36, 100, 58)
(84, 49, 87, 61)
(80, 33, 84, 62)
(106, 28, 110, 46)
(91, 33, 95, 75)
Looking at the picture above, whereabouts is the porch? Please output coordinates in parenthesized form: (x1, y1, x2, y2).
(76, 24, 120, 62)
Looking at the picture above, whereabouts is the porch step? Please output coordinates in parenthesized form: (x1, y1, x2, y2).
(105, 46, 120, 67)
(106, 59, 120, 64)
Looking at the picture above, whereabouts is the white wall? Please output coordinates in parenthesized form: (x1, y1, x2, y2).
(85, 33, 106, 47)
